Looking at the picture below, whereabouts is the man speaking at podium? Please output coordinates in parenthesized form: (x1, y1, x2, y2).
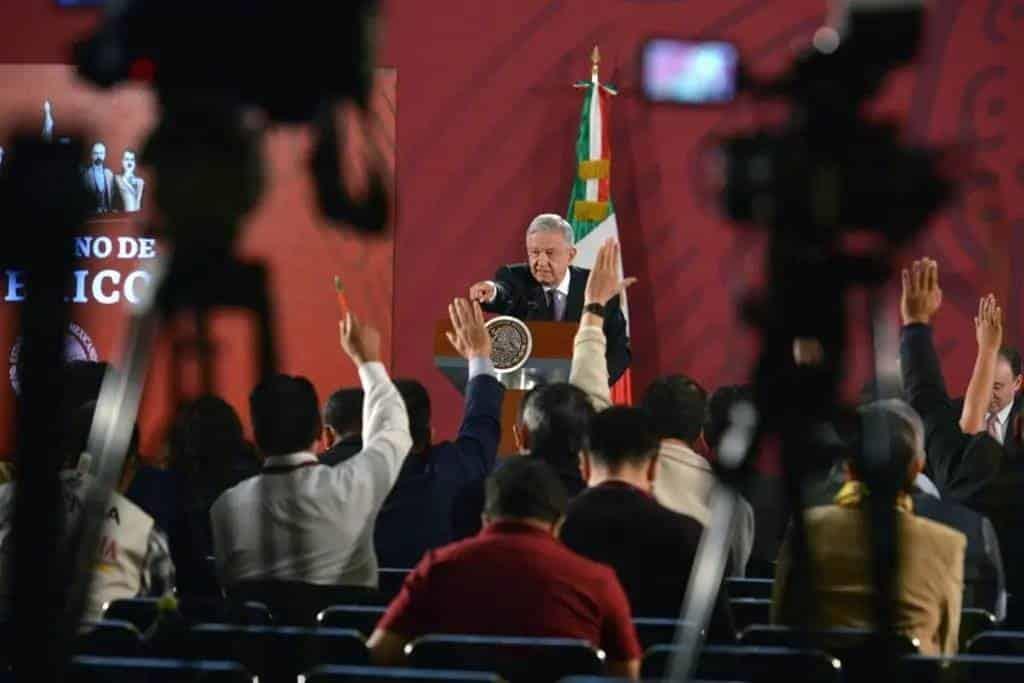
(469, 213, 630, 383)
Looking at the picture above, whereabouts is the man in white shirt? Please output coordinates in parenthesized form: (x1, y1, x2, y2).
(210, 312, 411, 588)
(982, 348, 1021, 446)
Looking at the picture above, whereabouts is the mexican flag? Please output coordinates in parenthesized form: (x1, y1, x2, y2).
(567, 55, 632, 404)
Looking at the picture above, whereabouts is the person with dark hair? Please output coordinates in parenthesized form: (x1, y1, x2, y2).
(368, 457, 642, 678)
(163, 395, 260, 594)
(640, 374, 755, 576)
(704, 384, 753, 452)
(957, 297, 1023, 450)
(515, 382, 595, 496)
(319, 388, 364, 466)
(772, 399, 966, 655)
(51, 360, 182, 541)
(560, 406, 735, 637)
(210, 312, 411, 588)
(373, 298, 504, 568)
(0, 401, 175, 622)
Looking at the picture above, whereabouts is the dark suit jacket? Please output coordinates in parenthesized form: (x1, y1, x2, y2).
(560, 481, 735, 640)
(484, 263, 630, 383)
(900, 322, 1024, 599)
(913, 492, 1005, 618)
(319, 436, 363, 467)
(374, 374, 504, 568)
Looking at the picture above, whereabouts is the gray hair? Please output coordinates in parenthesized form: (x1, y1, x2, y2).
(856, 399, 926, 491)
(525, 213, 574, 246)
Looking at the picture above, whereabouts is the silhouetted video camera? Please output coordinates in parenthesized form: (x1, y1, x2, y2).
(642, 0, 952, 251)
(74, 0, 388, 238)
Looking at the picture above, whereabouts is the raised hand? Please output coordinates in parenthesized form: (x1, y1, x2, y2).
(468, 281, 496, 304)
(900, 258, 943, 325)
(975, 293, 1003, 352)
(339, 312, 382, 365)
(584, 238, 637, 307)
(445, 298, 491, 360)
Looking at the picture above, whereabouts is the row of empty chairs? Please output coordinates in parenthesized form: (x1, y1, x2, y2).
(25, 626, 1024, 682)
(99, 594, 1004, 655)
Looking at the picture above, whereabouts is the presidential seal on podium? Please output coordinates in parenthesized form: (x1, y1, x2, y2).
(485, 315, 533, 374)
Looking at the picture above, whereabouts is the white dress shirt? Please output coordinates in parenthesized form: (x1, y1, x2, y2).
(210, 361, 411, 588)
(986, 402, 1014, 445)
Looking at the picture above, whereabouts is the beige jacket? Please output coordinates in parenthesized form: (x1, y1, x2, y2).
(654, 440, 754, 576)
(772, 505, 966, 655)
(569, 322, 753, 575)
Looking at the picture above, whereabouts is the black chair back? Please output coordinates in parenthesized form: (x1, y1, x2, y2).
(642, 644, 841, 683)
(68, 655, 252, 682)
(967, 630, 1024, 656)
(227, 580, 389, 625)
(304, 664, 501, 682)
(959, 608, 997, 651)
(189, 624, 367, 683)
(901, 654, 1024, 682)
(725, 578, 773, 600)
(739, 625, 918, 679)
(727, 598, 771, 632)
(377, 568, 412, 599)
(75, 620, 144, 658)
(406, 634, 604, 683)
(632, 618, 711, 650)
(560, 679, 742, 683)
(103, 597, 273, 633)
(317, 605, 387, 637)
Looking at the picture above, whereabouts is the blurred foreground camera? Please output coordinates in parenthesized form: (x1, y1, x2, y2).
(642, 0, 952, 248)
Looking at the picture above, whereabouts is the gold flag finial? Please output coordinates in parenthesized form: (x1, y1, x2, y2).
(591, 45, 600, 80)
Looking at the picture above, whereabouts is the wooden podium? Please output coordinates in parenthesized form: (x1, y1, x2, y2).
(434, 319, 578, 455)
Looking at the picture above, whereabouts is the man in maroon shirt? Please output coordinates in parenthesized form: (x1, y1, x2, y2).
(367, 457, 642, 679)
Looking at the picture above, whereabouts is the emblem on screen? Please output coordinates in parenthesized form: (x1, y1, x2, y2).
(8, 322, 99, 394)
(485, 316, 533, 373)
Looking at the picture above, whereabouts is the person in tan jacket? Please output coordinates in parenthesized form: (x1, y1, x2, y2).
(772, 399, 966, 655)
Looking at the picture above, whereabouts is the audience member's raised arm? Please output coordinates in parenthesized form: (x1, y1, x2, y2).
(339, 313, 411, 494)
(445, 298, 504, 478)
(570, 238, 636, 412)
(898, 259, 972, 488)
(960, 295, 1002, 433)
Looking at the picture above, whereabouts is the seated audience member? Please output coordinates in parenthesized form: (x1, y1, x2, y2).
(449, 382, 593, 540)
(704, 384, 786, 578)
(640, 375, 755, 576)
(374, 299, 503, 568)
(899, 259, 1024, 601)
(164, 395, 260, 595)
(956, 296, 1022, 449)
(912, 486, 1006, 620)
(210, 312, 411, 590)
(57, 360, 181, 531)
(367, 457, 642, 679)
(319, 387, 364, 466)
(0, 401, 175, 622)
(772, 399, 966, 655)
(514, 383, 594, 496)
(560, 406, 735, 636)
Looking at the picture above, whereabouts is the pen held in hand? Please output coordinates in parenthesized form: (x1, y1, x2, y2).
(334, 275, 352, 317)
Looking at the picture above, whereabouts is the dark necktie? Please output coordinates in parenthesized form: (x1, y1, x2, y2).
(538, 289, 554, 321)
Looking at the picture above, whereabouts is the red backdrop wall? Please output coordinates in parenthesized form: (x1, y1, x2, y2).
(1, 1, 1022, 450)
